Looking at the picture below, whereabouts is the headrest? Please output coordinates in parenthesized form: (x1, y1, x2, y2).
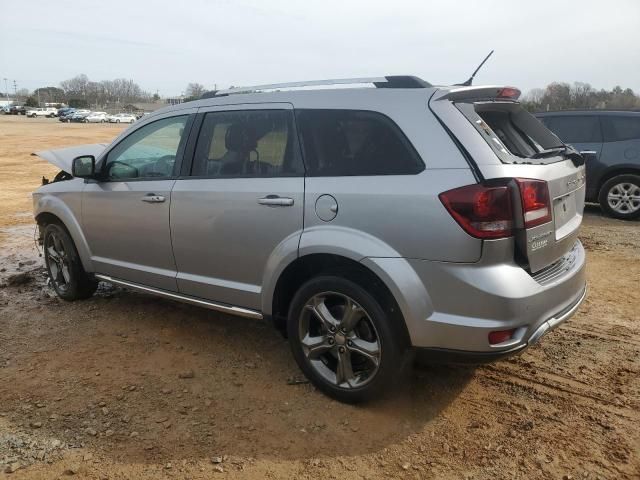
(225, 123, 258, 151)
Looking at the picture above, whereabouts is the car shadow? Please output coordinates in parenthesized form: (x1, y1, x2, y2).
(1, 285, 476, 464)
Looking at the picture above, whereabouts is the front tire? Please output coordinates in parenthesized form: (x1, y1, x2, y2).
(598, 174, 640, 220)
(43, 223, 98, 301)
(287, 276, 406, 403)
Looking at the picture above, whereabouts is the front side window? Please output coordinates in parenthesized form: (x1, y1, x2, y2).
(191, 110, 302, 177)
(296, 109, 424, 176)
(601, 116, 640, 142)
(540, 116, 602, 144)
(104, 115, 188, 180)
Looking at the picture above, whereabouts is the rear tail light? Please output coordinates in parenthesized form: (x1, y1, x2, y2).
(488, 329, 516, 345)
(440, 178, 552, 239)
(515, 179, 551, 228)
(439, 184, 513, 239)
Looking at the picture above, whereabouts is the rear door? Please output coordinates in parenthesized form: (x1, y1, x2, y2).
(600, 114, 640, 170)
(537, 114, 603, 198)
(170, 104, 305, 310)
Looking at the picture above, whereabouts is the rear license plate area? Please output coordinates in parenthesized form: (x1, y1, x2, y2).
(553, 193, 578, 240)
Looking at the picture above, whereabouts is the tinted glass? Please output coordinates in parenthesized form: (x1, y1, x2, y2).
(601, 116, 640, 142)
(540, 116, 602, 144)
(192, 110, 302, 177)
(296, 109, 424, 176)
(105, 116, 188, 180)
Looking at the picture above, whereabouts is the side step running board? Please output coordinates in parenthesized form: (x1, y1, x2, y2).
(94, 274, 263, 320)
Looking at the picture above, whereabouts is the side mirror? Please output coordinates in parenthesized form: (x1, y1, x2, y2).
(72, 155, 96, 178)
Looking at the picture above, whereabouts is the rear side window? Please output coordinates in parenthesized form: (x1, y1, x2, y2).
(601, 116, 640, 142)
(295, 109, 424, 176)
(191, 110, 303, 177)
(540, 116, 602, 144)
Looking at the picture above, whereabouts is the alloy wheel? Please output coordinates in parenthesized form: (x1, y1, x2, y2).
(298, 292, 381, 389)
(607, 182, 640, 214)
(46, 231, 71, 293)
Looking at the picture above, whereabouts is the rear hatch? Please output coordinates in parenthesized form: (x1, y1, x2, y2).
(430, 86, 586, 273)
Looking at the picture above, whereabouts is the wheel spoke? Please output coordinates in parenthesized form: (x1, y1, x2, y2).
(301, 333, 333, 359)
(49, 261, 59, 279)
(61, 265, 71, 284)
(47, 246, 60, 262)
(335, 348, 355, 387)
(52, 233, 64, 253)
(348, 338, 380, 366)
(306, 297, 340, 330)
(340, 298, 364, 332)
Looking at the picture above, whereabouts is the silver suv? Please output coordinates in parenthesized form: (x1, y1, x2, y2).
(33, 76, 587, 402)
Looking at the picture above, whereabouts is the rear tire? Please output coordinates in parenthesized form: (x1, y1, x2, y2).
(287, 275, 407, 403)
(598, 174, 640, 220)
(43, 223, 98, 301)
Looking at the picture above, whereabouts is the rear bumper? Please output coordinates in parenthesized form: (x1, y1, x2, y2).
(370, 239, 587, 354)
(415, 283, 586, 364)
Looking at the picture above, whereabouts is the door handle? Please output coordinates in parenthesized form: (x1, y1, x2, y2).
(258, 195, 294, 207)
(141, 194, 166, 203)
(579, 150, 597, 156)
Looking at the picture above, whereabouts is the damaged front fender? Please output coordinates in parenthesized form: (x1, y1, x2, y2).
(32, 143, 107, 174)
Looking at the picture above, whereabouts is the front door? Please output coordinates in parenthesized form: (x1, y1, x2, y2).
(539, 115, 603, 198)
(82, 114, 192, 291)
(170, 105, 305, 310)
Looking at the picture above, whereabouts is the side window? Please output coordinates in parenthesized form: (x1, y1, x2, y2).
(295, 109, 424, 176)
(191, 110, 302, 177)
(104, 116, 188, 180)
(601, 116, 640, 142)
(540, 116, 602, 144)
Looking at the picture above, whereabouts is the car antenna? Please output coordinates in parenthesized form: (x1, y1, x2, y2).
(456, 50, 494, 86)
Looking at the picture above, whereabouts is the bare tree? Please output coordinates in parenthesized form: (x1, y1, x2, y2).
(58, 74, 150, 108)
(185, 82, 206, 98)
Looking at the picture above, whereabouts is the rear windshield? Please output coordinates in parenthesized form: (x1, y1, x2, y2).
(456, 101, 566, 163)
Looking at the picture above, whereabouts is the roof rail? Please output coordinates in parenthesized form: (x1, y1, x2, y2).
(202, 75, 431, 98)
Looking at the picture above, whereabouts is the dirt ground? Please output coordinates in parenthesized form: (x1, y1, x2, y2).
(0, 114, 638, 479)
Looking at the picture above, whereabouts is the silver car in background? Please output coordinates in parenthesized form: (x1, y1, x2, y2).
(108, 113, 137, 124)
(32, 76, 587, 402)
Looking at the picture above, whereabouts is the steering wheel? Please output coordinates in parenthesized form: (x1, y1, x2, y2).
(107, 160, 139, 179)
(147, 155, 175, 176)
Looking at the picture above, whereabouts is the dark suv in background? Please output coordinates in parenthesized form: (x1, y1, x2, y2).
(536, 111, 640, 219)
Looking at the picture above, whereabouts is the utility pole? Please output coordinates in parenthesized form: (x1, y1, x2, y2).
(13, 80, 17, 97)
(3, 78, 8, 103)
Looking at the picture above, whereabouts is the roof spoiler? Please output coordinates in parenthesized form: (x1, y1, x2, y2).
(432, 85, 521, 102)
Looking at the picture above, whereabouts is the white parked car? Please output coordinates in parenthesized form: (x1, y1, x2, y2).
(27, 107, 57, 118)
(108, 113, 137, 124)
(84, 112, 108, 123)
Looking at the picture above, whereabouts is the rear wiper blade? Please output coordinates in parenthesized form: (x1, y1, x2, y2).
(530, 145, 585, 166)
(529, 146, 566, 159)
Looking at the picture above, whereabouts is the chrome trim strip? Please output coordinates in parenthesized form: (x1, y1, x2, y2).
(529, 284, 587, 345)
(547, 284, 587, 331)
(217, 77, 387, 95)
(94, 274, 263, 320)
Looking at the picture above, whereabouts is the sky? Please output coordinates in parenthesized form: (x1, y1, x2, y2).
(1, 0, 639, 97)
